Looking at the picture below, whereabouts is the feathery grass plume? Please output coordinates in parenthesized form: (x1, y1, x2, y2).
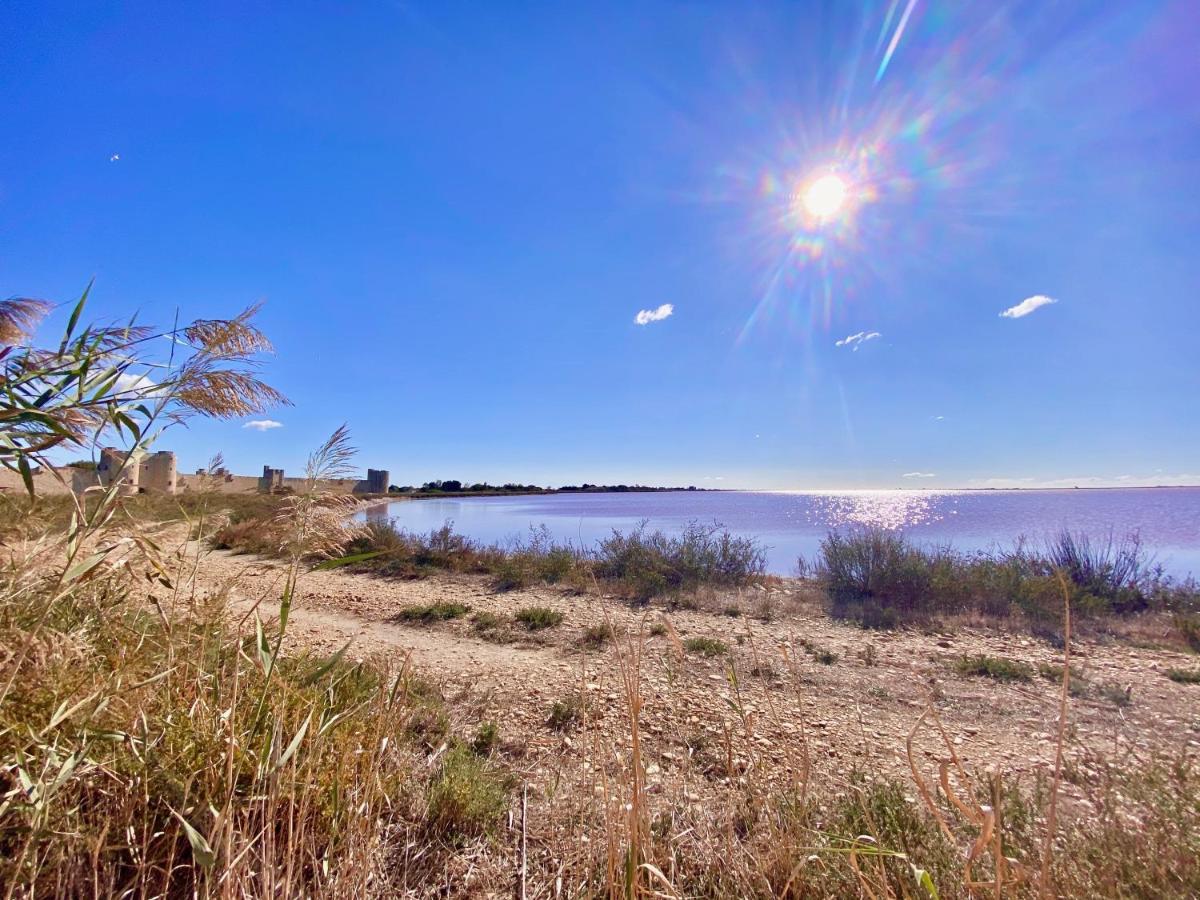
(0, 297, 51, 345)
(174, 366, 291, 420)
(2, 286, 288, 491)
(183, 301, 274, 356)
(271, 424, 363, 563)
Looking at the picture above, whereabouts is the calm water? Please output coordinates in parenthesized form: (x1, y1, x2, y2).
(361, 488, 1200, 579)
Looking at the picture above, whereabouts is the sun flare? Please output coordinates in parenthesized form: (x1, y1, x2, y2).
(801, 173, 849, 219)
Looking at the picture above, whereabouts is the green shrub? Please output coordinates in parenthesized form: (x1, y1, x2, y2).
(426, 746, 508, 837)
(470, 611, 520, 644)
(1041, 530, 1150, 614)
(492, 553, 534, 591)
(684, 636, 728, 657)
(471, 611, 506, 631)
(1037, 662, 1084, 681)
(580, 622, 614, 649)
(953, 654, 1034, 683)
(396, 601, 471, 623)
(471, 721, 500, 755)
(811, 527, 1173, 628)
(1166, 668, 1200, 684)
(548, 695, 583, 730)
(595, 521, 766, 600)
(341, 520, 505, 578)
(493, 526, 583, 590)
(515, 606, 564, 630)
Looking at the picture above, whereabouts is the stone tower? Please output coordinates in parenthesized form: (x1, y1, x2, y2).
(139, 450, 177, 494)
(259, 465, 285, 493)
(94, 447, 139, 495)
(366, 468, 390, 493)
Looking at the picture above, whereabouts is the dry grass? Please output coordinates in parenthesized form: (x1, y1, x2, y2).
(5, 294, 1198, 897)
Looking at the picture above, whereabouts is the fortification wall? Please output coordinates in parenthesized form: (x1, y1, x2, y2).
(173, 474, 386, 495)
(1, 467, 391, 498)
(0, 467, 73, 495)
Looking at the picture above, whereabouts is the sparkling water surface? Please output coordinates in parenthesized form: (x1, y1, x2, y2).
(361, 488, 1200, 579)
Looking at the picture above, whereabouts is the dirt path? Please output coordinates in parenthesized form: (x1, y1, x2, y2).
(180, 539, 1200, 795)
(194, 546, 576, 695)
(239, 592, 565, 683)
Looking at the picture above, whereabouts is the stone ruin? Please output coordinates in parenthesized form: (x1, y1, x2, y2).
(363, 468, 390, 494)
(69, 451, 389, 496)
(72, 448, 177, 495)
(259, 465, 286, 493)
(256, 465, 390, 494)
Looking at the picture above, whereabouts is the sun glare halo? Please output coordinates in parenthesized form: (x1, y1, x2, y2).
(802, 173, 849, 219)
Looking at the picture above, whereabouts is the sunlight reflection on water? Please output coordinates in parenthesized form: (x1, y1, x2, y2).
(796, 490, 958, 530)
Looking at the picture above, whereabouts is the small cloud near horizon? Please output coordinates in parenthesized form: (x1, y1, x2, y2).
(243, 419, 283, 431)
(902, 471, 936, 478)
(970, 472, 1200, 489)
(634, 303, 674, 325)
(835, 330, 881, 350)
(1000, 294, 1056, 319)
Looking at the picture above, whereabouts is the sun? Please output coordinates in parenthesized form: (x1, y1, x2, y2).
(801, 173, 849, 219)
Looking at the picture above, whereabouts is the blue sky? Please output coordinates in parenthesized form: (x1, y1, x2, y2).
(3, 1, 1198, 489)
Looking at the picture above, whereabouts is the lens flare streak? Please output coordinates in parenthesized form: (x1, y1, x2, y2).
(875, 0, 919, 84)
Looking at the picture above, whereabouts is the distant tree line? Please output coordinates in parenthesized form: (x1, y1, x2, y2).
(387, 481, 702, 495)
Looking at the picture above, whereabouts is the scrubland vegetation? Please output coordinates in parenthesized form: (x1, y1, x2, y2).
(232, 516, 772, 600)
(3, 292, 1199, 896)
(807, 526, 1200, 648)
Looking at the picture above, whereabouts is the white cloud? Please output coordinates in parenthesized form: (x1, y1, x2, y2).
(1000, 294, 1057, 319)
(113, 372, 156, 395)
(634, 303, 674, 325)
(835, 330, 881, 350)
(902, 471, 936, 479)
(243, 419, 283, 431)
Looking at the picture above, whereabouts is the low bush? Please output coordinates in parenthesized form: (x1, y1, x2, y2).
(336, 520, 505, 578)
(1038, 662, 1084, 682)
(395, 601, 471, 623)
(953, 654, 1034, 683)
(471, 721, 500, 755)
(548, 695, 583, 731)
(595, 520, 766, 601)
(579, 622, 615, 649)
(1166, 668, 1200, 684)
(515, 606, 564, 630)
(471, 610, 507, 633)
(809, 526, 1191, 630)
(493, 526, 585, 590)
(426, 745, 509, 838)
(684, 636, 728, 657)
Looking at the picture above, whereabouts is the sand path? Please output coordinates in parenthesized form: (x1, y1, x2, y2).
(191, 546, 577, 694)
(241, 591, 561, 677)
